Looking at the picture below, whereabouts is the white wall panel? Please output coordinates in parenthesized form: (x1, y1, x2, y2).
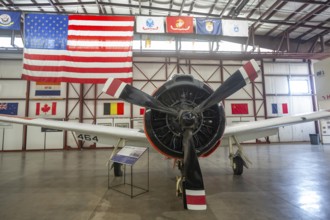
(265, 76, 289, 94)
(0, 81, 26, 98)
(26, 126, 44, 150)
(264, 63, 290, 75)
(0, 60, 22, 78)
(45, 131, 64, 149)
(288, 63, 309, 74)
(3, 124, 23, 150)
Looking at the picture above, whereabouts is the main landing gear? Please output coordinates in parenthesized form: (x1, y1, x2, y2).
(228, 136, 252, 175)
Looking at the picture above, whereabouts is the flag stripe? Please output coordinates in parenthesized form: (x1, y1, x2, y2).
(69, 20, 134, 26)
(67, 35, 133, 41)
(67, 30, 133, 37)
(117, 103, 124, 115)
(51, 102, 57, 115)
(66, 40, 132, 47)
(25, 60, 132, 68)
(36, 82, 61, 86)
(272, 103, 278, 114)
(36, 103, 40, 115)
(104, 103, 110, 115)
(35, 90, 61, 96)
(24, 48, 132, 57)
(22, 75, 132, 83)
(23, 70, 132, 78)
(69, 15, 134, 22)
(25, 54, 132, 62)
(68, 25, 134, 32)
(23, 64, 132, 73)
(66, 46, 132, 52)
(282, 103, 288, 114)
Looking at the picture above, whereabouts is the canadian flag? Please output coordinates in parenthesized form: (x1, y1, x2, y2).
(36, 102, 57, 115)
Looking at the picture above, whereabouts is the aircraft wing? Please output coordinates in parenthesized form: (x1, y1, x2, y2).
(1, 110, 330, 148)
(0, 115, 148, 147)
(223, 110, 330, 142)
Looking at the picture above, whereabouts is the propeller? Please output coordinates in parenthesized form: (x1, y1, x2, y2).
(181, 112, 207, 210)
(194, 59, 260, 113)
(102, 78, 177, 116)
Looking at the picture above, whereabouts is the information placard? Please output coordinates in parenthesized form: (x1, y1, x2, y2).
(111, 146, 147, 165)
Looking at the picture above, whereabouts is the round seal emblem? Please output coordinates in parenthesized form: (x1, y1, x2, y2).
(0, 14, 11, 25)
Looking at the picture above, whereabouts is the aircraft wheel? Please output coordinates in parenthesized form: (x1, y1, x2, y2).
(113, 162, 123, 177)
(233, 156, 244, 175)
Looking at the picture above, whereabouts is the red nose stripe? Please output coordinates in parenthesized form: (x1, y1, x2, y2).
(243, 61, 258, 82)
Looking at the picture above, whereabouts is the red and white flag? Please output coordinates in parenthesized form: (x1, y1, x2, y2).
(22, 14, 134, 84)
(36, 102, 57, 115)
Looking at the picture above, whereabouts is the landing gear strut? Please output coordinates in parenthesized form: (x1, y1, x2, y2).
(228, 136, 252, 176)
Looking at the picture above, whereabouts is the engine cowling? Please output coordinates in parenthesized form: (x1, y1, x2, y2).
(144, 74, 226, 159)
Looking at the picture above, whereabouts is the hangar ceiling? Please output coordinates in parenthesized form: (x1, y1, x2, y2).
(1, 0, 330, 59)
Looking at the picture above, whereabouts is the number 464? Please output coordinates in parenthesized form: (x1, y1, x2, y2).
(77, 134, 99, 142)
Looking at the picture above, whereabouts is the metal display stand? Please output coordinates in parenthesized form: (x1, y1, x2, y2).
(108, 146, 149, 198)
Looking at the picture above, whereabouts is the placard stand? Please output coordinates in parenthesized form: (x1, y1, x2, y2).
(108, 146, 149, 198)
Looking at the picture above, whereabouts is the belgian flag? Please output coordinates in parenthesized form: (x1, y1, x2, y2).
(104, 103, 124, 115)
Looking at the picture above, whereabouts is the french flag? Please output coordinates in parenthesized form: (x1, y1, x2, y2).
(272, 103, 288, 114)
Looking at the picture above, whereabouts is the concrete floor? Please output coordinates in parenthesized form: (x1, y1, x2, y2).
(0, 144, 330, 220)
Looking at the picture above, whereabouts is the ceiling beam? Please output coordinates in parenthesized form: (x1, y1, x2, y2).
(253, 1, 287, 32)
(264, 3, 308, 36)
(230, 0, 249, 18)
(246, 0, 266, 18)
(47, 0, 60, 12)
(275, 3, 330, 37)
(219, 0, 234, 17)
(295, 17, 330, 40)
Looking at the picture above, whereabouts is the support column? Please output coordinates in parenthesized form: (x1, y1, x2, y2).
(22, 80, 30, 151)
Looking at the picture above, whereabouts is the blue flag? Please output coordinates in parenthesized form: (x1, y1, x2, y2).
(0, 11, 21, 30)
(0, 103, 18, 115)
(196, 18, 222, 35)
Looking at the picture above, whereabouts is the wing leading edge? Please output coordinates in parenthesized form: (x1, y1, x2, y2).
(0, 115, 148, 146)
(224, 110, 330, 139)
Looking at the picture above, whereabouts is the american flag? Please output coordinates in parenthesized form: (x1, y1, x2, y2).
(22, 14, 134, 83)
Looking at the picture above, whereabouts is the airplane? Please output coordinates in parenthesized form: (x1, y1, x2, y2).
(1, 59, 330, 211)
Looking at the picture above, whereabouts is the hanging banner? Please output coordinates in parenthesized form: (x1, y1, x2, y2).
(196, 18, 222, 35)
(36, 102, 57, 116)
(0, 11, 21, 30)
(222, 20, 249, 37)
(166, 16, 193, 34)
(35, 82, 61, 96)
(231, 103, 249, 115)
(22, 13, 134, 84)
(271, 103, 289, 115)
(136, 16, 165, 33)
(0, 103, 18, 115)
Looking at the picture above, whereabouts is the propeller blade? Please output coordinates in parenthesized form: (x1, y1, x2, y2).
(102, 78, 177, 116)
(194, 59, 260, 113)
(182, 128, 207, 210)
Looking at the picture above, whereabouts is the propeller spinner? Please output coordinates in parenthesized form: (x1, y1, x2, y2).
(102, 59, 260, 210)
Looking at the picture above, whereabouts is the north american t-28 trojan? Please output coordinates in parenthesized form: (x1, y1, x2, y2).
(1, 59, 330, 210)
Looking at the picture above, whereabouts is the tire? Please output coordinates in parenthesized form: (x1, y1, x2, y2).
(113, 162, 123, 177)
(233, 156, 244, 175)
